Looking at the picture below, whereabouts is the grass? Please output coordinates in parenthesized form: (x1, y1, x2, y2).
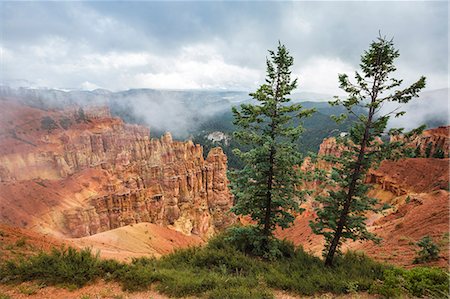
(0, 233, 448, 298)
(1, 246, 101, 288)
(17, 284, 39, 295)
(14, 237, 27, 248)
(0, 293, 11, 299)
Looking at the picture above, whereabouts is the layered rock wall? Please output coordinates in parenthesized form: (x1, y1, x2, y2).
(0, 100, 233, 238)
(390, 126, 449, 158)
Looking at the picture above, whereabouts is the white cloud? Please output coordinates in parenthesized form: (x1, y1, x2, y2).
(295, 56, 355, 95)
(123, 44, 261, 90)
(80, 81, 101, 90)
(1, 39, 260, 91)
(1, 1, 446, 94)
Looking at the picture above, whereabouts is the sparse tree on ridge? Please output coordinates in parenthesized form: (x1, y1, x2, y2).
(230, 42, 315, 257)
(310, 35, 426, 267)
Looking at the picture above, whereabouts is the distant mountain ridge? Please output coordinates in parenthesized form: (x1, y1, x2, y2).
(1, 86, 447, 162)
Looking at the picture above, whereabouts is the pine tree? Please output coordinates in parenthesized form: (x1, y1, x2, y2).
(230, 42, 315, 257)
(310, 35, 426, 266)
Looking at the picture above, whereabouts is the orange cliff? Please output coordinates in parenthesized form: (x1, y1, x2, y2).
(0, 97, 234, 239)
(391, 125, 449, 158)
(278, 130, 449, 267)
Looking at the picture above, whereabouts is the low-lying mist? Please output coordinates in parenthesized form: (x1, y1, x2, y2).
(0, 86, 250, 138)
(0, 86, 447, 140)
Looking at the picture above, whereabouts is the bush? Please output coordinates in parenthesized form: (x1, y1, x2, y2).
(98, 258, 127, 279)
(265, 249, 386, 295)
(1, 247, 101, 287)
(224, 225, 295, 259)
(370, 267, 449, 298)
(14, 237, 27, 248)
(59, 116, 72, 130)
(40, 116, 58, 131)
(0, 237, 447, 298)
(414, 235, 440, 263)
(119, 263, 158, 292)
(206, 284, 274, 299)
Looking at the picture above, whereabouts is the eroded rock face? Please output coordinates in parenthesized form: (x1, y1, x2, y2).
(0, 99, 233, 238)
(391, 126, 449, 158)
(278, 133, 449, 268)
(318, 137, 344, 157)
(63, 144, 233, 238)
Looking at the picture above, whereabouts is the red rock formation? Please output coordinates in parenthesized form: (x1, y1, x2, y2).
(0, 99, 233, 238)
(367, 158, 449, 195)
(277, 134, 449, 268)
(318, 137, 343, 157)
(391, 126, 449, 158)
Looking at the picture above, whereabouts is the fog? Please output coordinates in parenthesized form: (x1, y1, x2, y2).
(0, 86, 250, 138)
(378, 88, 449, 131)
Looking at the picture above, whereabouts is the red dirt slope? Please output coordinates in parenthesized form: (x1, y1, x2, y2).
(277, 158, 449, 268)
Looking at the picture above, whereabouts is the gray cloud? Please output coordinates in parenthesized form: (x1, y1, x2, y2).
(0, 1, 447, 94)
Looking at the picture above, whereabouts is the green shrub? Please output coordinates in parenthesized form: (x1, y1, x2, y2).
(59, 116, 72, 130)
(14, 237, 27, 248)
(414, 235, 440, 263)
(0, 236, 447, 298)
(1, 247, 101, 287)
(154, 269, 218, 297)
(119, 263, 158, 292)
(98, 258, 127, 280)
(370, 267, 449, 298)
(17, 284, 39, 295)
(206, 284, 274, 299)
(224, 226, 295, 259)
(40, 116, 58, 131)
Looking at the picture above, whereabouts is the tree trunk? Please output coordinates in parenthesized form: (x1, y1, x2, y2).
(263, 146, 275, 244)
(325, 97, 378, 267)
(324, 114, 374, 266)
(262, 68, 281, 248)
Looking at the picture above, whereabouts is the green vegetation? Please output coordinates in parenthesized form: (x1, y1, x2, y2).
(75, 107, 88, 123)
(40, 116, 59, 131)
(192, 102, 359, 170)
(425, 142, 433, 157)
(432, 146, 445, 158)
(310, 35, 426, 266)
(17, 283, 43, 295)
(59, 116, 73, 130)
(1, 247, 101, 288)
(414, 235, 441, 264)
(14, 237, 27, 248)
(230, 42, 315, 258)
(1, 233, 448, 298)
(370, 267, 449, 298)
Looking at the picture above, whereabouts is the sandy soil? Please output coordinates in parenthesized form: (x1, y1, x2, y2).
(0, 282, 380, 299)
(69, 222, 204, 262)
(0, 281, 170, 299)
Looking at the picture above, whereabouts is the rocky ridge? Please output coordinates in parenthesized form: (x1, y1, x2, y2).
(391, 126, 449, 158)
(278, 128, 449, 267)
(0, 98, 233, 238)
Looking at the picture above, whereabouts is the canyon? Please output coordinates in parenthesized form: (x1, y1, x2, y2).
(0, 97, 233, 258)
(0, 95, 448, 267)
(277, 127, 449, 267)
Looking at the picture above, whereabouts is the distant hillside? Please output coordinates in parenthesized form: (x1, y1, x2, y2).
(192, 103, 360, 169)
(1, 86, 447, 169)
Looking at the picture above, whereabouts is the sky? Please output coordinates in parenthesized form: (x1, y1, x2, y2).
(0, 1, 448, 95)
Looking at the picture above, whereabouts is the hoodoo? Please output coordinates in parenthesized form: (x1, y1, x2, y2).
(0, 98, 234, 238)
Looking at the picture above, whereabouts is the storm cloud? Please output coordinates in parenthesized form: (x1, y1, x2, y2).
(0, 1, 447, 94)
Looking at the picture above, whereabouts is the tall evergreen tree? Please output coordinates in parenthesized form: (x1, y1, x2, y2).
(310, 35, 426, 266)
(230, 43, 315, 256)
